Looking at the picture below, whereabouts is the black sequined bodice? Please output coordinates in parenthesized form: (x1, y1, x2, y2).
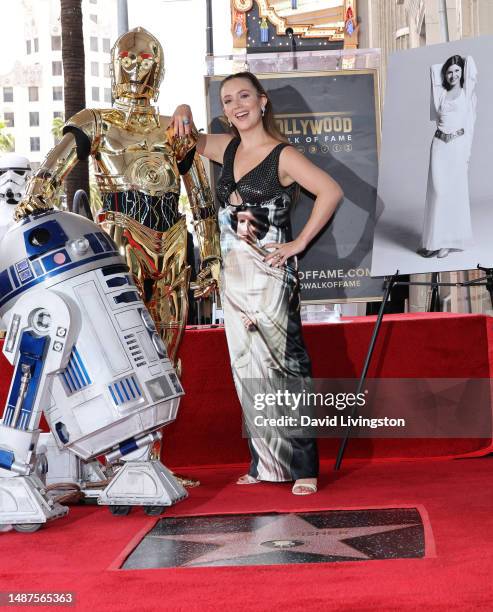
(216, 138, 296, 207)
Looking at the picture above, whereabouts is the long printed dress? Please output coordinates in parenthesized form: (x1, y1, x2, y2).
(421, 57, 477, 251)
(216, 138, 318, 482)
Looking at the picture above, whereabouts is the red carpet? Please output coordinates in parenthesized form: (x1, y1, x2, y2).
(1, 313, 493, 609)
(1, 457, 492, 611)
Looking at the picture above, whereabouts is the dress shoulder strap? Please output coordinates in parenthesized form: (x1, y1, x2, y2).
(221, 137, 240, 168)
(273, 141, 291, 156)
(270, 141, 292, 170)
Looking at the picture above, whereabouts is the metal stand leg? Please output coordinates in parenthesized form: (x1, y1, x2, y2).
(334, 273, 398, 471)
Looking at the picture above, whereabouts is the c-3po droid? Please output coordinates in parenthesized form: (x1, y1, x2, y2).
(0, 207, 187, 532)
(17, 27, 221, 367)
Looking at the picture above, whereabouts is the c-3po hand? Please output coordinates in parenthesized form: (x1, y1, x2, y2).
(14, 195, 53, 221)
(190, 258, 221, 299)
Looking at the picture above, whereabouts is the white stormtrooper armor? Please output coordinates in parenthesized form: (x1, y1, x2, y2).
(0, 154, 31, 243)
(0, 209, 187, 532)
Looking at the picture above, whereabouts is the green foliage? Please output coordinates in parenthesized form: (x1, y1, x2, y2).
(179, 192, 190, 214)
(52, 116, 65, 142)
(0, 121, 14, 152)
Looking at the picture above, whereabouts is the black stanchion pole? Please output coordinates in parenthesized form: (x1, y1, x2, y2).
(205, 0, 214, 57)
(477, 266, 493, 310)
(429, 272, 441, 312)
(334, 272, 399, 471)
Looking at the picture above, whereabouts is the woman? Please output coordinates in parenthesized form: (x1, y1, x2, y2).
(172, 72, 342, 495)
(418, 54, 477, 259)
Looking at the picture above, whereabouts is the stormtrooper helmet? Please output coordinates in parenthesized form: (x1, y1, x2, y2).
(0, 153, 32, 206)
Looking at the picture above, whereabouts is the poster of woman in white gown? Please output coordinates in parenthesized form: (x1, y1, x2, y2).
(372, 36, 493, 276)
(419, 55, 476, 259)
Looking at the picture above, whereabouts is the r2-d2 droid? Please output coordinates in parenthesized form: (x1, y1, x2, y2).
(0, 208, 187, 532)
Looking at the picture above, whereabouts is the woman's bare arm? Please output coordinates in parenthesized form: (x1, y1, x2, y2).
(264, 146, 343, 267)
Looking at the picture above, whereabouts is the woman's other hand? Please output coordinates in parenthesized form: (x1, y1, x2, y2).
(240, 312, 258, 331)
(171, 104, 194, 137)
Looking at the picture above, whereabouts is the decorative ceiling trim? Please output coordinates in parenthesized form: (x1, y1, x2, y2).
(254, 0, 346, 40)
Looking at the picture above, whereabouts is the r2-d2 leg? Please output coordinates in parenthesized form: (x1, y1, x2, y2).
(97, 434, 186, 516)
(0, 291, 74, 531)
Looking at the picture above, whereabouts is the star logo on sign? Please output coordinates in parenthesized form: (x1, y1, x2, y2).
(152, 514, 419, 567)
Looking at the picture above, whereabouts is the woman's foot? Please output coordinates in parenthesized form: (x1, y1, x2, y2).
(437, 248, 450, 258)
(236, 474, 261, 485)
(292, 478, 318, 496)
(174, 474, 200, 488)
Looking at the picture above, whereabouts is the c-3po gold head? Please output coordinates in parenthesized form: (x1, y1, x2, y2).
(111, 27, 164, 103)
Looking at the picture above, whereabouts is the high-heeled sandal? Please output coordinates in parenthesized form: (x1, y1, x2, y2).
(236, 474, 261, 485)
(292, 481, 318, 495)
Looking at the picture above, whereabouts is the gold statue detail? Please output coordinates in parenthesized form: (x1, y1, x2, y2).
(16, 27, 220, 366)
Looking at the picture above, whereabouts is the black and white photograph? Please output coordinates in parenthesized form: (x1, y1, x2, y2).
(371, 35, 493, 277)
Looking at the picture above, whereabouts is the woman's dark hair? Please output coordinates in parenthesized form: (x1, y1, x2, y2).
(441, 55, 465, 90)
(219, 71, 288, 143)
(230, 206, 270, 241)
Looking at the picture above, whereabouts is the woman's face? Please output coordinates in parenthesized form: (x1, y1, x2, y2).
(445, 64, 462, 88)
(221, 78, 267, 132)
(236, 210, 257, 241)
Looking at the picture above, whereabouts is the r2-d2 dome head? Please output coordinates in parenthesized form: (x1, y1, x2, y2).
(0, 153, 32, 206)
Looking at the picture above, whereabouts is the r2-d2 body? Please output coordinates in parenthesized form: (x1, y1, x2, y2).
(0, 209, 187, 531)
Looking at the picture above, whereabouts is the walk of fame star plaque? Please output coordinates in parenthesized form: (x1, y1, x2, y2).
(122, 508, 426, 569)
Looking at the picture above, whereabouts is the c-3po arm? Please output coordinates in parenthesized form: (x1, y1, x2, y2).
(173, 130, 221, 298)
(15, 109, 97, 220)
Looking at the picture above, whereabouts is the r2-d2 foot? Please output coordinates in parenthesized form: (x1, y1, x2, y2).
(0, 209, 187, 531)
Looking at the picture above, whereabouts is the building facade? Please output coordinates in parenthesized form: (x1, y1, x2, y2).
(0, 0, 118, 168)
(359, 0, 493, 83)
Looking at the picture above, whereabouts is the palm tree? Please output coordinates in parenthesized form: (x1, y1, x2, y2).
(51, 116, 64, 143)
(60, 0, 89, 211)
(0, 121, 14, 152)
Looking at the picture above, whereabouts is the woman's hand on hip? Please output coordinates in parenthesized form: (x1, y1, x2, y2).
(263, 238, 307, 268)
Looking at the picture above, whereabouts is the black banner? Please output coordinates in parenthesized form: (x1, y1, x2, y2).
(206, 70, 381, 302)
